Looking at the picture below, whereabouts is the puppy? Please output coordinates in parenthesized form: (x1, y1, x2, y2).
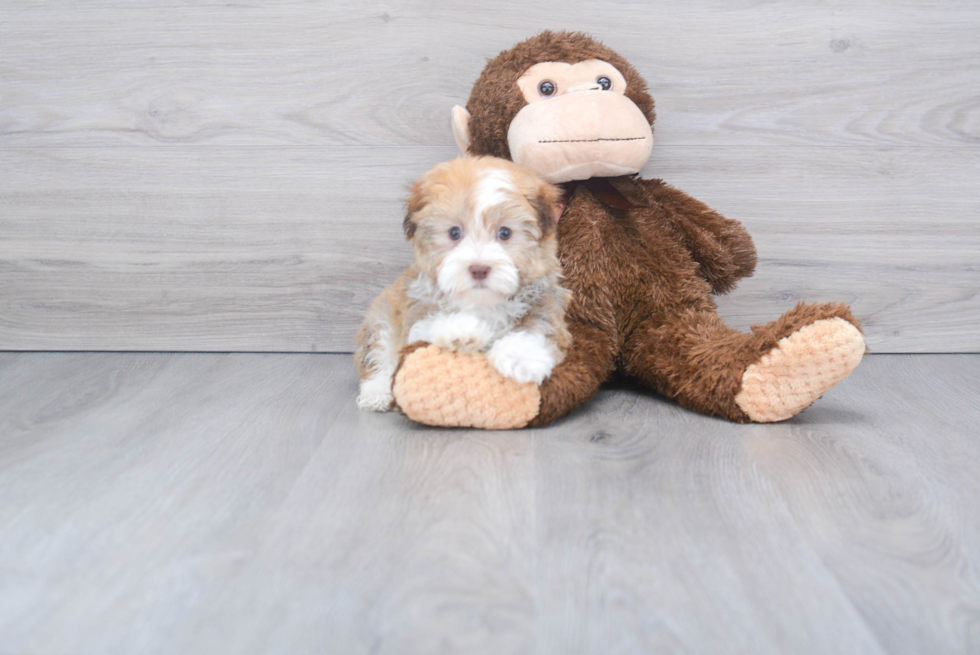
(355, 156, 571, 412)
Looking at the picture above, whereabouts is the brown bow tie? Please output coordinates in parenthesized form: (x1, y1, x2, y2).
(557, 177, 643, 220)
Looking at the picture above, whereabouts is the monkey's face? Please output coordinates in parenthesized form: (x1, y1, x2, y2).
(507, 59, 653, 183)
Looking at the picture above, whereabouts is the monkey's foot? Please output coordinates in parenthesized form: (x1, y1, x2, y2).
(393, 344, 540, 430)
(735, 318, 865, 422)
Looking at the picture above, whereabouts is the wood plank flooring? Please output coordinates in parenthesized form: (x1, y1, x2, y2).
(2, 1, 978, 352)
(1, 352, 978, 654)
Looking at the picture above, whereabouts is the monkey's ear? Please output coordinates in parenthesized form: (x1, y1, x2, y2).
(451, 105, 471, 154)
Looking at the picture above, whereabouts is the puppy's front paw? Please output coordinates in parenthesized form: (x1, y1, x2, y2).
(488, 332, 556, 385)
(357, 374, 394, 412)
(428, 313, 493, 353)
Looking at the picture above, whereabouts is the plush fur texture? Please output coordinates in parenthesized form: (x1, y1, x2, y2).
(391, 31, 865, 427)
(525, 176, 862, 425)
(355, 156, 570, 412)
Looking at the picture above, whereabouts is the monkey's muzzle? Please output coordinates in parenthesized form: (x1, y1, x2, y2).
(507, 90, 654, 184)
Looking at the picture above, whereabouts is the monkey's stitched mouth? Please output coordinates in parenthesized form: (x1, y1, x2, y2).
(538, 137, 648, 144)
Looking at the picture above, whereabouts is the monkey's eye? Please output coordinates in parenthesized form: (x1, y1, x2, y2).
(449, 226, 462, 241)
(538, 80, 556, 97)
(497, 226, 512, 241)
(597, 76, 612, 91)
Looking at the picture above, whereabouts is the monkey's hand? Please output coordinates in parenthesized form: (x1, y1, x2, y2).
(392, 343, 540, 429)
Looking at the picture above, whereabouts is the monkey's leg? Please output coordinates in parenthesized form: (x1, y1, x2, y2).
(528, 321, 618, 427)
(392, 321, 617, 429)
(622, 302, 865, 423)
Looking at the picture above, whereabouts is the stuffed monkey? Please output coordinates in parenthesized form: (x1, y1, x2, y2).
(392, 31, 865, 429)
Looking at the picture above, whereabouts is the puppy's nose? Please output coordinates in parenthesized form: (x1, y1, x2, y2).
(469, 264, 491, 281)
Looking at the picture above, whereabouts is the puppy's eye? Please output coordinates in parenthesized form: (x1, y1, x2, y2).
(497, 226, 512, 241)
(597, 76, 612, 91)
(538, 80, 556, 97)
(448, 226, 462, 241)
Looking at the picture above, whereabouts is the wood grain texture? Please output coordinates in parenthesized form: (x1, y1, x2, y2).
(1, 1, 978, 352)
(1, 352, 978, 654)
(1, 146, 977, 352)
(1, 0, 978, 148)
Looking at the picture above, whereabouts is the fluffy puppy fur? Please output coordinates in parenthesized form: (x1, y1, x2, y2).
(355, 156, 571, 411)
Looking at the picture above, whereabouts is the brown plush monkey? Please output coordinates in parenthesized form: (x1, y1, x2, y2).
(393, 31, 865, 428)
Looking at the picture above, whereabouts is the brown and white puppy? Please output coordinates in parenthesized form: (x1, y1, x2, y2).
(355, 156, 571, 411)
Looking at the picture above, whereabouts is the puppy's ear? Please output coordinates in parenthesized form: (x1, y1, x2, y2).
(528, 179, 562, 238)
(403, 179, 425, 240)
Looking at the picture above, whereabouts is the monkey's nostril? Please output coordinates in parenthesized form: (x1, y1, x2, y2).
(469, 265, 491, 280)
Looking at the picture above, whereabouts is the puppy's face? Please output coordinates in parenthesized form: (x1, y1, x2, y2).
(404, 156, 561, 305)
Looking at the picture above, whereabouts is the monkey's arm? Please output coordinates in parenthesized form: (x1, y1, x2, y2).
(634, 178, 758, 294)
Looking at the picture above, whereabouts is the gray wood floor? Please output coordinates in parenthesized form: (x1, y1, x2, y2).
(2, 352, 979, 654)
(2, 1, 978, 352)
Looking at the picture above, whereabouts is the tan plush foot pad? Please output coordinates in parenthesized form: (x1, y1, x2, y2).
(736, 318, 866, 423)
(393, 345, 540, 430)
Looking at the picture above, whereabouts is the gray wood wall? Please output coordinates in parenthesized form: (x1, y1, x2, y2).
(2, 1, 977, 353)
